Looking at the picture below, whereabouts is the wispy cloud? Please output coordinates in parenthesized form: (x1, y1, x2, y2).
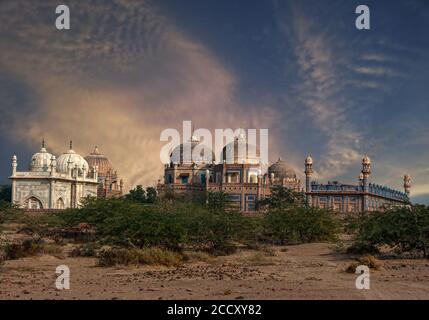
(0, 0, 279, 189)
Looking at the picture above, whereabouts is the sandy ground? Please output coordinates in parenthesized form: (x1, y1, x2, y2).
(0, 243, 428, 300)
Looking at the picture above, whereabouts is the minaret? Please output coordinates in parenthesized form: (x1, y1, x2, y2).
(304, 156, 313, 206)
(404, 174, 411, 198)
(12, 155, 17, 177)
(11, 155, 17, 204)
(361, 156, 371, 211)
(304, 156, 313, 193)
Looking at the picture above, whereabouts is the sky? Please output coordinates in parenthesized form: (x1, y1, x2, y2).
(0, 0, 428, 203)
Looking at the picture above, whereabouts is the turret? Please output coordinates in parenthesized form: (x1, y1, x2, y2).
(361, 156, 371, 192)
(304, 156, 313, 193)
(12, 155, 17, 176)
(361, 156, 371, 211)
(404, 174, 411, 196)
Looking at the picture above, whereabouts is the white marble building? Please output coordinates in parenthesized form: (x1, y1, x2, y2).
(9, 141, 99, 210)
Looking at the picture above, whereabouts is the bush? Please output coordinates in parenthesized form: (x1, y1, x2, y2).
(47, 199, 257, 253)
(263, 206, 340, 244)
(70, 243, 99, 257)
(1, 239, 42, 260)
(347, 205, 429, 257)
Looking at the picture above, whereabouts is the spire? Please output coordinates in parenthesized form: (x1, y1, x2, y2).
(42, 138, 45, 149)
(69, 140, 73, 150)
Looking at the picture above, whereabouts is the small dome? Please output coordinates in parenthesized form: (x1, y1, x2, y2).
(221, 131, 260, 164)
(268, 158, 296, 180)
(30, 144, 54, 172)
(57, 144, 89, 174)
(85, 146, 113, 177)
(170, 136, 214, 164)
(305, 156, 313, 164)
(362, 156, 371, 165)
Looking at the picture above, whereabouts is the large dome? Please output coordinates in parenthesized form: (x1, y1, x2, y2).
(85, 146, 113, 177)
(30, 144, 54, 172)
(56, 144, 89, 174)
(268, 158, 296, 180)
(221, 132, 260, 164)
(170, 136, 214, 164)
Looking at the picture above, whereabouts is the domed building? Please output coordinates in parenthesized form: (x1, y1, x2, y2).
(10, 141, 99, 210)
(85, 146, 123, 198)
(268, 158, 299, 187)
(159, 129, 301, 212)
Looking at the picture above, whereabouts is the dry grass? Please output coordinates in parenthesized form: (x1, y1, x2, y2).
(346, 255, 383, 273)
(97, 247, 185, 267)
(0, 239, 64, 261)
(246, 252, 275, 266)
(183, 251, 214, 263)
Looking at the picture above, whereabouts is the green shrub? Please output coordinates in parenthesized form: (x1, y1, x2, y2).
(347, 205, 429, 257)
(263, 206, 340, 244)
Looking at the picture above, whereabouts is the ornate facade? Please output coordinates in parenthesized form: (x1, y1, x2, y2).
(158, 132, 301, 212)
(305, 156, 410, 213)
(9, 142, 99, 210)
(158, 132, 410, 213)
(84, 147, 123, 198)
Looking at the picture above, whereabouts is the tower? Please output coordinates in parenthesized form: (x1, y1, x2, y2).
(361, 156, 371, 211)
(304, 156, 313, 205)
(304, 156, 313, 193)
(11, 155, 17, 204)
(404, 174, 411, 197)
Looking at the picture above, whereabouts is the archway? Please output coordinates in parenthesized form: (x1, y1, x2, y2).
(23, 196, 43, 210)
(56, 198, 65, 209)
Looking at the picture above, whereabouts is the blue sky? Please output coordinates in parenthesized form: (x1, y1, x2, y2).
(0, 0, 428, 203)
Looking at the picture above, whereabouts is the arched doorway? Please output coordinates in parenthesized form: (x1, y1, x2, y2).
(23, 196, 43, 210)
(56, 198, 65, 209)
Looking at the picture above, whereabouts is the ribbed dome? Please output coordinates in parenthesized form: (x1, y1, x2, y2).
(268, 158, 296, 180)
(30, 145, 54, 172)
(85, 146, 113, 176)
(56, 145, 89, 174)
(170, 136, 214, 164)
(221, 132, 259, 164)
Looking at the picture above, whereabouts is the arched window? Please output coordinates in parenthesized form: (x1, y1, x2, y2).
(56, 198, 65, 209)
(24, 197, 43, 210)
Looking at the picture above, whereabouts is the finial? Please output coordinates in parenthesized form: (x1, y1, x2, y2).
(69, 140, 73, 150)
(42, 138, 45, 148)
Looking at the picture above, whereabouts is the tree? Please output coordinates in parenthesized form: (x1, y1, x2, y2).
(125, 185, 146, 203)
(259, 185, 305, 210)
(207, 191, 231, 213)
(146, 187, 158, 204)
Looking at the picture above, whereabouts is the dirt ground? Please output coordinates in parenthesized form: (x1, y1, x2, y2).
(0, 243, 428, 300)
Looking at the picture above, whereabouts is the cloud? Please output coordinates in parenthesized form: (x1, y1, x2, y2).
(275, 5, 363, 179)
(0, 0, 279, 189)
